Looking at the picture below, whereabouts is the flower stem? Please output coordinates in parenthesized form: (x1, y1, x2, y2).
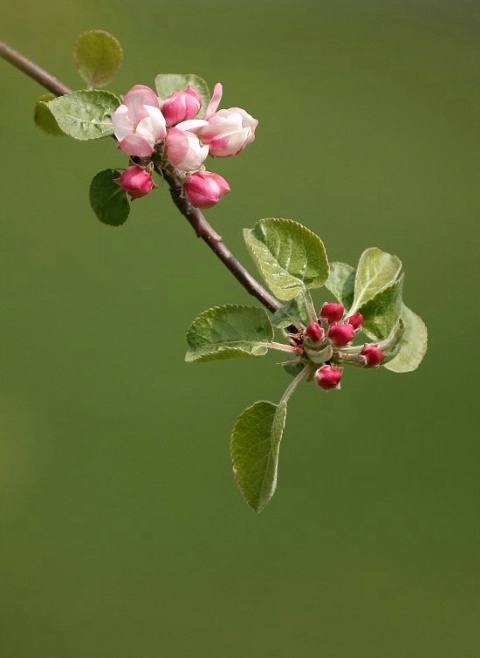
(280, 364, 313, 405)
(0, 39, 281, 313)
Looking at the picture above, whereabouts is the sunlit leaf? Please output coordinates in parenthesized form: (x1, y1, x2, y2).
(231, 400, 287, 513)
(351, 247, 402, 313)
(384, 305, 428, 372)
(271, 293, 309, 329)
(244, 218, 329, 301)
(48, 90, 121, 140)
(185, 305, 274, 363)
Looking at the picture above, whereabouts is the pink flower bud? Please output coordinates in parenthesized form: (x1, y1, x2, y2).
(304, 322, 324, 343)
(347, 313, 364, 330)
(184, 171, 231, 208)
(361, 345, 384, 368)
(165, 127, 209, 172)
(328, 323, 355, 347)
(198, 107, 258, 157)
(315, 365, 343, 390)
(162, 86, 203, 126)
(117, 166, 155, 200)
(320, 302, 344, 324)
(112, 85, 167, 157)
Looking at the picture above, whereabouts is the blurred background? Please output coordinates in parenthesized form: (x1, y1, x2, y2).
(1, 1, 479, 656)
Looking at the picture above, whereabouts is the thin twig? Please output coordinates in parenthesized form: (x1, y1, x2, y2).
(0, 41, 72, 96)
(0, 39, 281, 313)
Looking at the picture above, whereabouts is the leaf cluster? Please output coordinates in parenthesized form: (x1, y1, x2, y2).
(186, 218, 427, 512)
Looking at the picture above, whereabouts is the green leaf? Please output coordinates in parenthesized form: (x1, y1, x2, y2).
(325, 261, 356, 308)
(155, 74, 210, 119)
(89, 169, 130, 226)
(360, 275, 404, 341)
(74, 30, 123, 88)
(244, 218, 329, 301)
(271, 293, 309, 329)
(350, 247, 402, 313)
(48, 90, 121, 140)
(231, 400, 287, 513)
(33, 93, 65, 136)
(384, 305, 428, 373)
(185, 305, 274, 363)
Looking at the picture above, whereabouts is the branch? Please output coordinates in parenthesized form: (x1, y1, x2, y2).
(0, 40, 281, 312)
(0, 41, 72, 96)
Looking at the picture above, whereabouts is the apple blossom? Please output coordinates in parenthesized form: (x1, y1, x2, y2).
(112, 85, 167, 158)
(166, 127, 209, 172)
(117, 166, 155, 200)
(162, 86, 203, 127)
(198, 107, 258, 157)
(184, 171, 231, 208)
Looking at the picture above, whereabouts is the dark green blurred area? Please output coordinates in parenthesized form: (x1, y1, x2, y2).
(1, 1, 479, 656)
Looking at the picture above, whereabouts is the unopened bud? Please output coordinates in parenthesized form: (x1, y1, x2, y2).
(315, 365, 343, 390)
(320, 302, 344, 323)
(347, 313, 364, 330)
(117, 166, 155, 200)
(304, 322, 324, 343)
(328, 323, 355, 347)
(361, 345, 384, 368)
(184, 171, 231, 208)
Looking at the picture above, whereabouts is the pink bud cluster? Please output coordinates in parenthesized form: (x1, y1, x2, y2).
(111, 83, 258, 206)
(294, 302, 387, 391)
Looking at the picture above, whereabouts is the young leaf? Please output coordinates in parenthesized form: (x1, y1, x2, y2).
(48, 90, 121, 140)
(325, 261, 355, 309)
(231, 400, 287, 513)
(89, 169, 130, 226)
(33, 93, 65, 136)
(74, 30, 123, 88)
(185, 305, 274, 363)
(244, 218, 329, 301)
(360, 275, 404, 341)
(383, 305, 428, 373)
(155, 74, 210, 118)
(271, 293, 309, 329)
(350, 247, 402, 314)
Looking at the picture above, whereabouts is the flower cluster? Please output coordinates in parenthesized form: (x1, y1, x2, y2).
(285, 302, 398, 391)
(111, 83, 258, 207)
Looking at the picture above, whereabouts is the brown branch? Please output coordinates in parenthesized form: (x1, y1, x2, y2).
(0, 41, 72, 96)
(0, 39, 281, 312)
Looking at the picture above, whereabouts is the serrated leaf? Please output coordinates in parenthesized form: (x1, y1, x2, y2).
(231, 400, 287, 513)
(350, 247, 402, 314)
(185, 305, 274, 363)
(89, 169, 130, 226)
(33, 93, 65, 136)
(325, 261, 355, 308)
(360, 275, 404, 341)
(244, 218, 329, 301)
(155, 73, 210, 119)
(271, 293, 309, 329)
(74, 30, 123, 88)
(384, 305, 428, 373)
(48, 90, 121, 140)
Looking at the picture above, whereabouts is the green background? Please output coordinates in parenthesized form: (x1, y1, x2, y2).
(1, 1, 479, 656)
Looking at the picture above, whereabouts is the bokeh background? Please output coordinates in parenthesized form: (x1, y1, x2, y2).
(1, 1, 479, 656)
